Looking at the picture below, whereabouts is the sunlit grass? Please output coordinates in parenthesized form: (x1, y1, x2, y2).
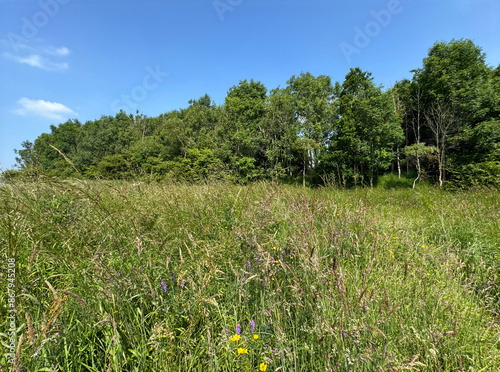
(1, 177, 499, 371)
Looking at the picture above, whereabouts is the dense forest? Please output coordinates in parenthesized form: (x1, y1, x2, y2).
(7, 39, 500, 188)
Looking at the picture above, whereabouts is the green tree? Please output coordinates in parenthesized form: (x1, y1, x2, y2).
(221, 79, 268, 177)
(14, 140, 36, 170)
(33, 119, 81, 177)
(417, 39, 492, 123)
(260, 87, 299, 179)
(335, 68, 403, 187)
(286, 72, 337, 185)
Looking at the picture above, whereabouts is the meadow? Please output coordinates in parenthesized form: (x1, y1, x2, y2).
(1, 176, 499, 371)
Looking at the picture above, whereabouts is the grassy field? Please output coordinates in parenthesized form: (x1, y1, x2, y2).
(1, 176, 499, 371)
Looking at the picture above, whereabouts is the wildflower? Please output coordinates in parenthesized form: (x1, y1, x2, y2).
(251, 319, 255, 333)
(253, 334, 259, 340)
(180, 280, 185, 289)
(237, 348, 248, 354)
(275, 260, 279, 264)
(159, 277, 167, 293)
(225, 328, 229, 335)
(230, 334, 240, 342)
(273, 246, 277, 250)
(236, 323, 241, 335)
(259, 362, 268, 371)
(248, 261, 251, 271)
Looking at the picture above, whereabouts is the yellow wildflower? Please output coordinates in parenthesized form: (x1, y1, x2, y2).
(237, 348, 248, 354)
(253, 334, 259, 340)
(230, 334, 240, 342)
(260, 362, 268, 371)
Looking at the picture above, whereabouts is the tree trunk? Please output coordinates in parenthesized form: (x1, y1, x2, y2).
(397, 149, 401, 179)
(303, 161, 306, 187)
(413, 156, 421, 189)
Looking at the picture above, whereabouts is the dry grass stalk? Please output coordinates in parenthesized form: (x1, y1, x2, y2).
(27, 240, 39, 274)
(144, 273, 156, 299)
(14, 333, 24, 372)
(45, 280, 60, 305)
(59, 290, 89, 310)
(25, 312, 36, 346)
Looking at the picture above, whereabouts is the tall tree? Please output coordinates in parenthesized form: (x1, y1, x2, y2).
(335, 68, 403, 187)
(259, 87, 299, 179)
(221, 79, 268, 179)
(286, 72, 336, 185)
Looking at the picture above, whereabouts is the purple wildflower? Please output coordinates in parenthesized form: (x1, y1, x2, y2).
(236, 324, 241, 335)
(251, 320, 255, 333)
(180, 280, 185, 289)
(225, 328, 229, 335)
(282, 250, 286, 260)
(140, 267, 143, 273)
(248, 260, 251, 272)
(172, 272, 176, 281)
(159, 277, 167, 292)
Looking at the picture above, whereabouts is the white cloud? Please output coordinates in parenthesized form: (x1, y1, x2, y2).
(1, 42, 70, 71)
(3, 52, 68, 71)
(43, 46, 70, 56)
(14, 98, 77, 121)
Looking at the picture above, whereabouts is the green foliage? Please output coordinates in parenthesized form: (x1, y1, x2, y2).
(449, 161, 500, 189)
(10, 39, 499, 189)
(333, 68, 404, 186)
(95, 154, 132, 179)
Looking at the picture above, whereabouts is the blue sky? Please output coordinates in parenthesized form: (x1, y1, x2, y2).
(0, 0, 499, 170)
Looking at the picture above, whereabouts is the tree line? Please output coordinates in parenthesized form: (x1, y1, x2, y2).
(8, 39, 500, 187)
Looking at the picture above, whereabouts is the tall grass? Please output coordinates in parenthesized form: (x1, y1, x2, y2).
(1, 177, 499, 371)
